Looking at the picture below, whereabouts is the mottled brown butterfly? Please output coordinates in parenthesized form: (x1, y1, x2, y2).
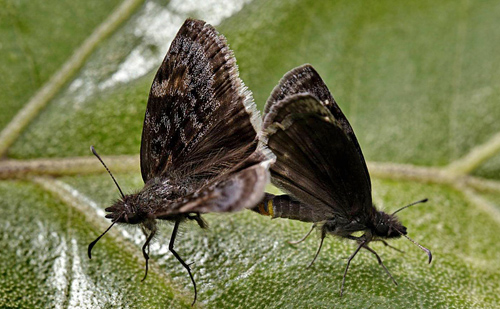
(253, 64, 431, 296)
(88, 18, 273, 305)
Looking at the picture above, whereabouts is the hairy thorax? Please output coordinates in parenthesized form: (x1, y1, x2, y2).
(321, 208, 407, 241)
(322, 217, 367, 238)
(105, 177, 201, 224)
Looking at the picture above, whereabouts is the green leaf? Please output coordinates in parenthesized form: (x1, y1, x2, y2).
(1, 0, 500, 307)
(475, 153, 500, 180)
(0, 180, 190, 308)
(52, 175, 500, 307)
(0, 0, 124, 131)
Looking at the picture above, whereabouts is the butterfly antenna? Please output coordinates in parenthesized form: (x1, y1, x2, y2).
(88, 220, 116, 259)
(90, 145, 125, 198)
(392, 198, 428, 216)
(395, 228, 432, 264)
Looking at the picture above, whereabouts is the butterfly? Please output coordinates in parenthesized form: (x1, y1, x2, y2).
(88, 18, 273, 305)
(253, 64, 431, 296)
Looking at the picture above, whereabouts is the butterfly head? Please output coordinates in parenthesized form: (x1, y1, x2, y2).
(105, 194, 146, 224)
(373, 210, 407, 238)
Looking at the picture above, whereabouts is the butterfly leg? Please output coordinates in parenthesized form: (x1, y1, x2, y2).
(340, 240, 366, 297)
(362, 244, 398, 286)
(376, 239, 405, 253)
(307, 227, 326, 268)
(289, 223, 317, 245)
(169, 219, 197, 306)
(187, 213, 208, 229)
(141, 227, 156, 282)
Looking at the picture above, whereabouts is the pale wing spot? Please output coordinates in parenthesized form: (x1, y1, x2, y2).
(151, 79, 169, 97)
(173, 110, 181, 127)
(189, 111, 203, 130)
(180, 128, 188, 144)
(160, 114, 171, 132)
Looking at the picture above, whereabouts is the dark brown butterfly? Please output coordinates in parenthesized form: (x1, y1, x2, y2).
(253, 64, 431, 296)
(88, 19, 272, 305)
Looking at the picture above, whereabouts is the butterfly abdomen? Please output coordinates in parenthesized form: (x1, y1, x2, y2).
(252, 193, 321, 223)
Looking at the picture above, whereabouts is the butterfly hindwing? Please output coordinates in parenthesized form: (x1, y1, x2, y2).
(154, 160, 272, 216)
(264, 92, 372, 220)
(141, 19, 260, 183)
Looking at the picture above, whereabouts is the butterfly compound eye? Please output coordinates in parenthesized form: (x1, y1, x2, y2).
(376, 222, 389, 236)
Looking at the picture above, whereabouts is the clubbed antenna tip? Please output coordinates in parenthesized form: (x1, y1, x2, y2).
(88, 221, 116, 259)
(392, 198, 428, 216)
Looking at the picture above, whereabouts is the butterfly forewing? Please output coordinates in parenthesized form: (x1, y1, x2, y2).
(141, 19, 260, 183)
(264, 64, 335, 118)
(264, 93, 372, 220)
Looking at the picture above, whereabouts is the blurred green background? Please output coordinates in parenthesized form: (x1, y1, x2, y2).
(1, 0, 500, 307)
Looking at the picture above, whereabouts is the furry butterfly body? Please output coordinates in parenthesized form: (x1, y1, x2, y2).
(89, 19, 272, 305)
(254, 64, 431, 296)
